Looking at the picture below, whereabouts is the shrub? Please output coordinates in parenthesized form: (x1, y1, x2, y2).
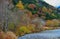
(5, 31, 17, 39)
(52, 19, 60, 27)
(46, 20, 54, 26)
(0, 31, 5, 39)
(46, 19, 60, 27)
(8, 22, 15, 31)
(27, 24, 35, 33)
(16, 26, 31, 36)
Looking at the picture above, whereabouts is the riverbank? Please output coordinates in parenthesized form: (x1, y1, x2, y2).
(18, 29, 60, 39)
(41, 26, 60, 30)
(17, 26, 60, 37)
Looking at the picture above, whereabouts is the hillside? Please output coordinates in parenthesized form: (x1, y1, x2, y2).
(12, 0, 60, 20)
(0, 0, 60, 37)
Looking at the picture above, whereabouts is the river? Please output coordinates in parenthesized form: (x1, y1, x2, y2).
(18, 29, 60, 39)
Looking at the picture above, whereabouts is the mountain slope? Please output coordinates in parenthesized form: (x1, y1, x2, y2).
(12, 0, 60, 20)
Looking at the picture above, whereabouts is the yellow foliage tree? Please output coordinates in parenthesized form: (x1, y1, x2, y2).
(16, 1, 24, 10)
(16, 26, 31, 36)
(42, 6, 47, 12)
(51, 13, 56, 17)
(27, 24, 35, 32)
(52, 19, 60, 27)
(19, 26, 30, 33)
(46, 20, 54, 26)
(48, 8, 52, 13)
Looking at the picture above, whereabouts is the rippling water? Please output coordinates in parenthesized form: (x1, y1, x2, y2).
(18, 29, 60, 39)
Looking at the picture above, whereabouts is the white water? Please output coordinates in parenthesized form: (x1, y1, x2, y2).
(18, 29, 60, 39)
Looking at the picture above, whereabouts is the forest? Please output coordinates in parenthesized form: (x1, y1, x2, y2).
(0, 0, 60, 39)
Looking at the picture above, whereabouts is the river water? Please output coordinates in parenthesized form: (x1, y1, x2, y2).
(18, 29, 60, 39)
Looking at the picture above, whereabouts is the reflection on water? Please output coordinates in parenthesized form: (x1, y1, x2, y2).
(18, 29, 60, 39)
